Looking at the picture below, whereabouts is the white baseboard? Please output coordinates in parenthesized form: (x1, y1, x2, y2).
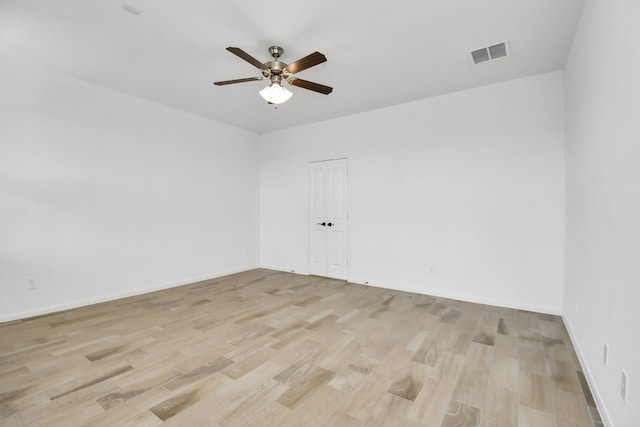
(562, 315, 612, 427)
(259, 264, 305, 275)
(256, 268, 562, 314)
(256, 267, 562, 315)
(348, 277, 562, 315)
(0, 265, 259, 323)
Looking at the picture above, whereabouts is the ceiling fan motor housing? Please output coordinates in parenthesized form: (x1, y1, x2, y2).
(263, 61, 288, 77)
(263, 46, 288, 77)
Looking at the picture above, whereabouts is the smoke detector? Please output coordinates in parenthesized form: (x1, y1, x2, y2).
(469, 41, 510, 65)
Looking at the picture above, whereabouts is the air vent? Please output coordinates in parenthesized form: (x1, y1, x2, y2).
(470, 41, 510, 64)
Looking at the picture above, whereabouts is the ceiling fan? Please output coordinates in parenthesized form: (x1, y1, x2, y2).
(214, 46, 333, 104)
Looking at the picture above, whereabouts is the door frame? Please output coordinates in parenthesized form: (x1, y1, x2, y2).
(307, 157, 350, 280)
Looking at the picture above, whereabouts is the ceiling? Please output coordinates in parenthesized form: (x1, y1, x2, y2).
(0, 0, 585, 134)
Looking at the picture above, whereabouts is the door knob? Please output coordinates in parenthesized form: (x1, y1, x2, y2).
(327, 222, 333, 227)
(317, 222, 326, 226)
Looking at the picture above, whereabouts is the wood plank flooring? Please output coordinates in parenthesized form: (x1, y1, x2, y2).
(0, 269, 602, 426)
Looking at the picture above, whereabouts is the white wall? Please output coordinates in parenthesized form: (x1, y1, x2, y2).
(0, 59, 260, 322)
(260, 71, 565, 313)
(564, 0, 640, 425)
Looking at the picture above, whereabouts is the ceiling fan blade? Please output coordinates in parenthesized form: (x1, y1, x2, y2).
(214, 77, 264, 86)
(284, 52, 327, 74)
(226, 47, 269, 70)
(288, 78, 333, 95)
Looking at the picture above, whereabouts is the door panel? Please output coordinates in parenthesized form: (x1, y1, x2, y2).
(311, 168, 325, 219)
(330, 166, 345, 219)
(308, 163, 327, 276)
(311, 230, 325, 265)
(329, 230, 345, 267)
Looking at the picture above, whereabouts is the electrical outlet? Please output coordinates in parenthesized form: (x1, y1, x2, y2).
(621, 370, 628, 402)
(27, 278, 37, 290)
(429, 265, 436, 274)
(603, 343, 609, 367)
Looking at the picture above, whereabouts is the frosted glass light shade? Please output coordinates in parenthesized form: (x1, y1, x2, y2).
(259, 82, 293, 104)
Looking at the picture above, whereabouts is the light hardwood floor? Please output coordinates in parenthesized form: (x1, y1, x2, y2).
(1, 269, 602, 426)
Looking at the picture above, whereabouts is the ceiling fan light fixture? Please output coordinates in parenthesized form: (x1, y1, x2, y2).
(259, 81, 293, 104)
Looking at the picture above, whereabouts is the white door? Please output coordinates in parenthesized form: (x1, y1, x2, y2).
(309, 159, 348, 280)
